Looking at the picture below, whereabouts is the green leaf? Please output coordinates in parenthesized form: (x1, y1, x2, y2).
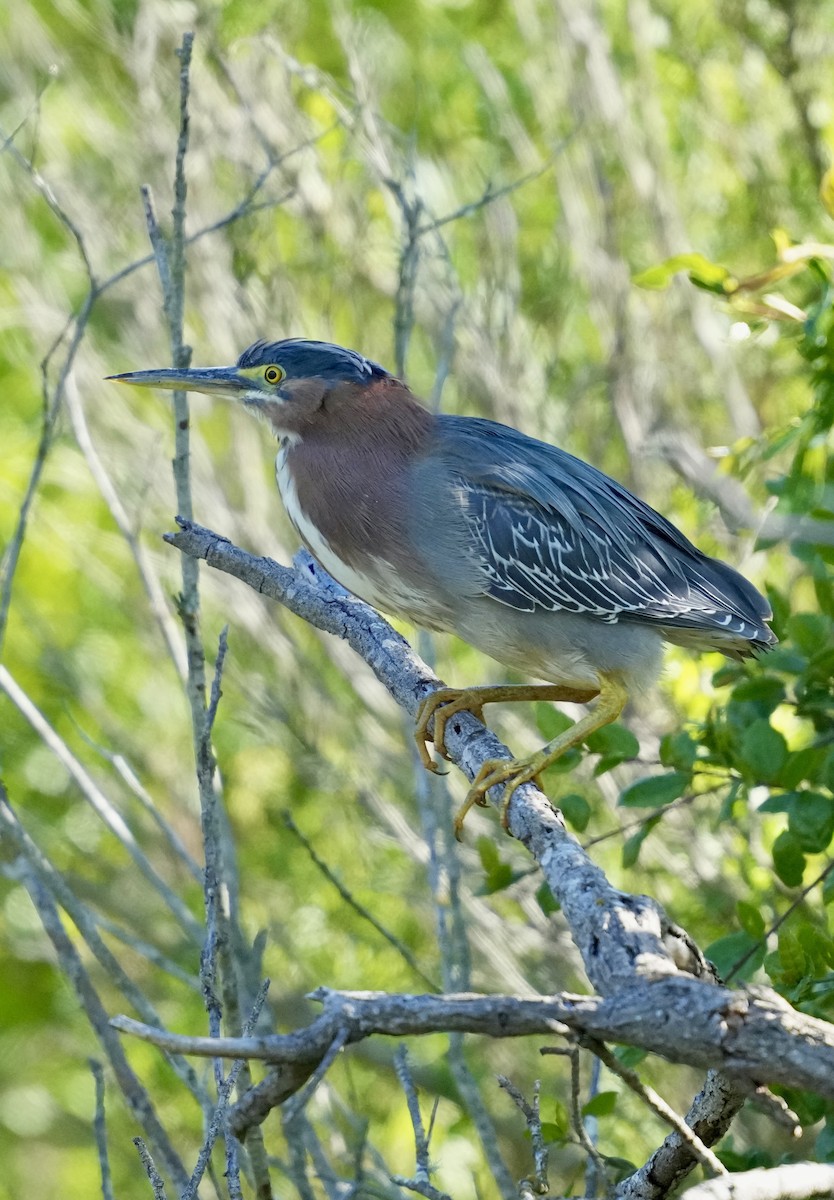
(731, 676, 785, 712)
(797, 922, 834, 972)
(480, 862, 517, 894)
(614, 1046, 647, 1068)
(777, 927, 808, 982)
(621, 816, 661, 867)
(539, 1099, 569, 1141)
(659, 730, 697, 771)
(619, 772, 689, 808)
(540, 1123, 567, 1145)
(558, 792, 591, 832)
(535, 703, 573, 741)
(737, 901, 766, 939)
(536, 882, 560, 916)
(740, 719, 788, 782)
(758, 793, 794, 814)
(541, 747, 583, 776)
(587, 723, 639, 775)
(776, 746, 826, 790)
(476, 838, 519, 893)
(582, 1090, 618, 1118)
(772, 831, 806, 887)
(788, 792, 834, 853)
(477, 837, 501, 873)
(820, 166, 834, 220)
(705, 932, 763, 981)
(633, 253, 732, 292)
(787, 612, 833, 656)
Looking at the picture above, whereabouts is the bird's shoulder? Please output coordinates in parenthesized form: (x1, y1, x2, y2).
(432, 414, 697, 556)
(425, 415, 772, 649)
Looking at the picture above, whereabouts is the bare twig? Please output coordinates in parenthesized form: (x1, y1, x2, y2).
(8, 839, 188, 1189)
(75, 732, 201, 882)
(182, 979, 271, 1200)
(89, 1059, 115, 1200)
(134, 1139, 169, 1200)
(540, 1045, 607, 1189)
(570, 1038, 727, 1178)
(282, 812, 438, 991)
(0, 792, 211, 1110)
(615, 1071, 747, 1200)
(390, 1045, 446, 1198)
(64, 373, 187, 680)
(497, 1076, 549, 1194)
(282, 1027, 351, 1125)
(0, 665, 202, 941)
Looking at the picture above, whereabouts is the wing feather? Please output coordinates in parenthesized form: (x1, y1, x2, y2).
(436, 415, 775, 652)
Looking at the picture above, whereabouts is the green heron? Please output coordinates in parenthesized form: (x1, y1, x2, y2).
(111, 339, 775, 836)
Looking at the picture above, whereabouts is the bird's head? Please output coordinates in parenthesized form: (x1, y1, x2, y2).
(109, 338, 394, 440)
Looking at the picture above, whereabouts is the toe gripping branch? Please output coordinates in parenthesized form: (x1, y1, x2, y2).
(414, 678, 626, 838)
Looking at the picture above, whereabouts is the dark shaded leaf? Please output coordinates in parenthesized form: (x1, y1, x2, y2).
(558, 792, 591, 831)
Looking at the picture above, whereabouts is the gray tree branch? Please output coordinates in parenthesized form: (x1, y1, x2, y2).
(110, 981, 834, 1101)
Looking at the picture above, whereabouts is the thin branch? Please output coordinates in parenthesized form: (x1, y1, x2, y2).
(111, 981, 834, 1100)
(134, 1139, 169, 1200)
(391, 1045, 444, 1198)
(75, 731, 201, 882)
(282, 813, 439, 991)
(615, 1071, 747, 1200)
(497, 1076, 549, 1195)
(64, 373, 187, 680)
(725, 859, 834, 983)
(0, 791, 211, 1111)
(563, 1038, 726, 1178)
(9, 844, 189, 1189)
(182, 980, 271, 1200)
(282, 1028, 351, 1125)
(89, 1059, 115, 1200)
(0, 665, 202, 941)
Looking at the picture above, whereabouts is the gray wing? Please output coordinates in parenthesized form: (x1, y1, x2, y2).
(437, 415, 774, 652)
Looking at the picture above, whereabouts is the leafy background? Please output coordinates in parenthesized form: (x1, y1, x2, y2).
(1, 0, 833, 1195)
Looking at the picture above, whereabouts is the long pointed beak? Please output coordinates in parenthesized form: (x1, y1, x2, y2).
(107, 366, 250, 397)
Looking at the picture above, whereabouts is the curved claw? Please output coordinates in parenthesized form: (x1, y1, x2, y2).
(452, 759, 538, 840)
(414, 688, 486, 769)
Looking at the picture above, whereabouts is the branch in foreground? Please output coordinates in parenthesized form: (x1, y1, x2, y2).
(164, 519, 700, 997)
(680, 1163, 834, 1200)
(111, 981, 834, 1104)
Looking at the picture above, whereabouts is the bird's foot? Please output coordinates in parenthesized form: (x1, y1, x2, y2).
(414, 682, 598, 774)
(414, 687, 487, 773)
(451, 674, 628, 839)
(453, 755, 546, 841)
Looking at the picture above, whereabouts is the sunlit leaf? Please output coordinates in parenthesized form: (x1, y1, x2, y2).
(618, 772, 689, 808)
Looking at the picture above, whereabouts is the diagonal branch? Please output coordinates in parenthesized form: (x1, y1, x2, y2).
(163, 518, 697, 997)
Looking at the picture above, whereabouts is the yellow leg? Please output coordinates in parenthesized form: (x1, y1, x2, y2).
(452, 674, 629, 840)
(414, 683, 598, 773)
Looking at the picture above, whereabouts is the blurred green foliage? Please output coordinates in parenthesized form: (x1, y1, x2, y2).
(1, 0, 834, 1196)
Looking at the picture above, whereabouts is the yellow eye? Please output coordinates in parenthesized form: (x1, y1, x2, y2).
(264, 365, 284, 385)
